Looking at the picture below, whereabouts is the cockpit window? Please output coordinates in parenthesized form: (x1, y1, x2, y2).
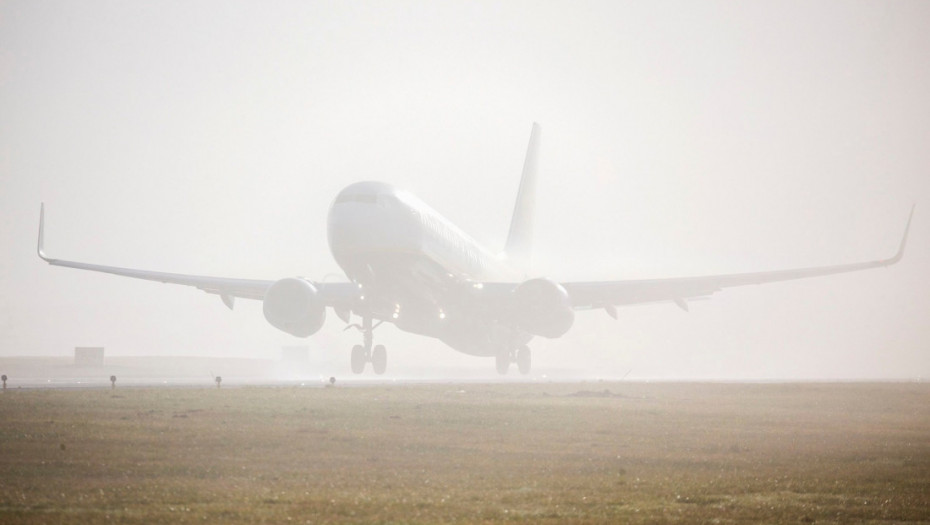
(335, 193, 378, 204)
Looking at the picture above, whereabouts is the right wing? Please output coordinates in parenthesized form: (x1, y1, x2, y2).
(37, 204, 357, 310)
(561, 206, 914, 312)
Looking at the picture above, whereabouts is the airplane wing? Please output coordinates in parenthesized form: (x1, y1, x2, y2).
(37, 204, 357, 310)
(561, 206, 914, 313)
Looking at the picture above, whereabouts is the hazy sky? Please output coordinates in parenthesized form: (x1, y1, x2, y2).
(2, 1, 928, 379)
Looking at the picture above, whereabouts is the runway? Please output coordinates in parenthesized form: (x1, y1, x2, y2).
(0, 355, 617, 389)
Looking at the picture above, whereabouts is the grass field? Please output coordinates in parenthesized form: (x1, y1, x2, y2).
(1, 382, 928, 524)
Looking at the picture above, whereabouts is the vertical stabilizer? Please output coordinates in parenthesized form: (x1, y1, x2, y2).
(504, 123, 541, 273)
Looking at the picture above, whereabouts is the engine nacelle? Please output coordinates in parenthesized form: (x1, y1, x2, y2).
(511, 278, 574, 338)
(262, 277, 326, 337)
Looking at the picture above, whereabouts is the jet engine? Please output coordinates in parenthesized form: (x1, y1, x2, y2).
(510, 278, 574, 338)
(262, 277, 326, 337)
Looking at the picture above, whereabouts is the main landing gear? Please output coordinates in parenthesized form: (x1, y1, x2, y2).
(496, 345, 531, 375)
(348, 317, 386, 375)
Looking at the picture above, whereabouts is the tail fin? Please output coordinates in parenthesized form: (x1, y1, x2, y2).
(504, 123, 541, 272)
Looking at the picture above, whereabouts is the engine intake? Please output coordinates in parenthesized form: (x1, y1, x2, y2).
(511, 278, 574, 338)
(262, 278, 326, 337)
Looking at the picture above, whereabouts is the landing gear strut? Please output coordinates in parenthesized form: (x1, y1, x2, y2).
(347, 317, 386, 375)
(495, 345, 532, 376)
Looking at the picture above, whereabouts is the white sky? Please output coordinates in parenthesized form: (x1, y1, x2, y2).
(1, 0, 928, 379)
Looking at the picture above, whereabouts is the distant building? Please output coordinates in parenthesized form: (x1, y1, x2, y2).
(74, 347, 104, 367)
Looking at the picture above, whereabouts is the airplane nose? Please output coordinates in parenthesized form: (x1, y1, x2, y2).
(327, 201, 420, 259)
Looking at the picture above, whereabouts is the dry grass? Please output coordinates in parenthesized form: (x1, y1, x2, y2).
(1, 382, 928, 523)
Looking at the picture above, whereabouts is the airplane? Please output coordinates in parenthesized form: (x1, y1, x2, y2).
(37, 123, 913, 375)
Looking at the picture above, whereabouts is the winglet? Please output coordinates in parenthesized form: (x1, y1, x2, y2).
(885, 204, 914, 266)
(503, 122, 541, 272)
(37, 203, 50, 262)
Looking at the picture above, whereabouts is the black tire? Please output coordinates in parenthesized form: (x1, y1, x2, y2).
(351, 344, 366, 374)
(516, 346, 531, 375)
(495, 352, 510, 375)
(371, 344, 387, 375)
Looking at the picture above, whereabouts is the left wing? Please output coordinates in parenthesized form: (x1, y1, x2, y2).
(562, 206, 913, 312)
(37, 204, 357, 310)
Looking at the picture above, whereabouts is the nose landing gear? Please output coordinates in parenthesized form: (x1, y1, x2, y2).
(346, 317, 387, 375)
(495, 345, 532, 375)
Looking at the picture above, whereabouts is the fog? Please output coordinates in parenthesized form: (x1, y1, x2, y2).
(1, 1, 928, 380)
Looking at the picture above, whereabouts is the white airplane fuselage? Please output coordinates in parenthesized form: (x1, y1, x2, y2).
(327, 181, 527, 357)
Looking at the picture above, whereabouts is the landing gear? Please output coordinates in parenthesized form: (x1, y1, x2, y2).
(495, 352, 510, 375)
(371, 344, 387, 375)
(351, 344, 366, 374)
(347, 317, 387, 375)
(495, 346, 532, 376)
(516, 346, 531, 375)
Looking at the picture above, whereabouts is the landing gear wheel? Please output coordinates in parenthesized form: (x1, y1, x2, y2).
(351, 344, 366, 374)
(516, 346, 531, 375)
(495, 352, 510, 375)
(371, 344, 387, 375)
